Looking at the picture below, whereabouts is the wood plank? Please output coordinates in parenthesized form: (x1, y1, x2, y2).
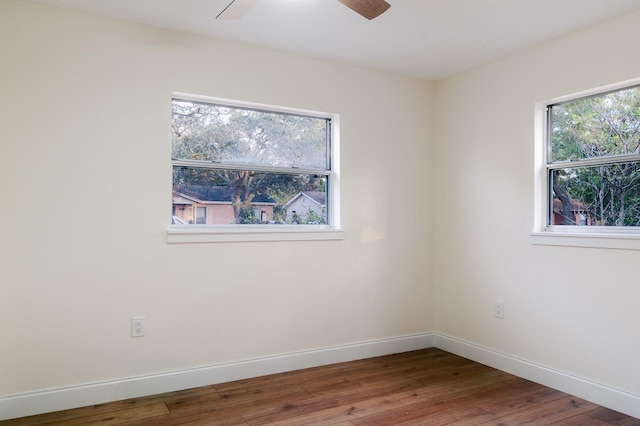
(349, 396, 474, 425)
(241, 375, 420, 424)
(583, 407, 640, 425)
(0, 402, 170, 426)
(474, 380, 566, 416)
(64, 403, 170, 425)
(165, 383, 311, 418)
(474, 395, 599, 425)
(130, 411, 249, 426)
(349, 379, 529, 426)
(253, 395, 404, 426)
(24, 403, 169, 426)
(548, 414, 610, 426)
(395, 405, 496, 426)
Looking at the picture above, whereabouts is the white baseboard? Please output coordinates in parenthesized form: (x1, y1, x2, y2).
(0, 333, 434, 421)
(434, 333, 640, 419)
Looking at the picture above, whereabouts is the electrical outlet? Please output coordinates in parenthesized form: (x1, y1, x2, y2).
(494, 300, 504, 319)
(131, 317, 145, 337)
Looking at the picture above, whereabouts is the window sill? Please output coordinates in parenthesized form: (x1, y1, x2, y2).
(530, 230, 640, 250)
(167, 226, 345, 244)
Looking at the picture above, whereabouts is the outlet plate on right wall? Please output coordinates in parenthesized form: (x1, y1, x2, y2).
(494, 300, 504, 319)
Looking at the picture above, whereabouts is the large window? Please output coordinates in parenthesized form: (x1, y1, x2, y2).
(169, 94, 341, 242)
(545, 84, 640, 231)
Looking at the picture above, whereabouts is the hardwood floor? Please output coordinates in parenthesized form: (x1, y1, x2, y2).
(3, 349, 639, 425)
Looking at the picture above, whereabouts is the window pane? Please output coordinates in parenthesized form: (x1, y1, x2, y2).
(172, 99, 329, 170)
(550, 86, 640, 162)
(549, 162, 640, 226)
(172, 166, 328, 225)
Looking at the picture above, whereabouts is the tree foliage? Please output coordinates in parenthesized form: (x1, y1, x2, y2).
(550, 86, 640, 226)
(171, 100, 329, 223)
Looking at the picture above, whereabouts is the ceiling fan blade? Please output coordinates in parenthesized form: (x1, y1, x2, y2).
(216, 0, 259, 20)
(337, 0, 390, 20)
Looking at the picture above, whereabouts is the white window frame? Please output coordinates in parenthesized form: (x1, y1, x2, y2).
(167, 93, 343, 244)
(531, 77, 640, 250)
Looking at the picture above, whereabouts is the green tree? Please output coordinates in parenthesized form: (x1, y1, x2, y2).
(172, 100, 328, 223)
(550, 87, 640, 226)
(305, 207, 326, 225)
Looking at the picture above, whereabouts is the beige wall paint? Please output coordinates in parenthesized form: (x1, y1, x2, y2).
(0, 0, 434, 396)
(434, 10, 640, 396)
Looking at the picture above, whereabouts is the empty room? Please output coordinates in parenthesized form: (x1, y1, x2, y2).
(2, 0, 640, 424)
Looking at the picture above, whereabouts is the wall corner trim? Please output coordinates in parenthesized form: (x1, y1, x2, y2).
(433, 333, 640, 419)
(0, 333, 434, 421)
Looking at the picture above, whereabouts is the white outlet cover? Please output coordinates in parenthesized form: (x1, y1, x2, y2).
(494, 301, 504, 319)
(131, 317, 145, 337)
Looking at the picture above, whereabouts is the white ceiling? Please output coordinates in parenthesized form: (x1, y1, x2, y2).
(25, 0, 640, 80)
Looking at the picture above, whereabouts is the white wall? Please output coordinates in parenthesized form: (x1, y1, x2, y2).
(433, 7, 640, 414)
(0, 0, 434, 410)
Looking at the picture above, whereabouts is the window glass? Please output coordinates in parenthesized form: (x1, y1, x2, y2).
(549, 163, 640, 226)
(171, 97, 333, 227)
(172, 100, 329, 169)
(547, 85, 640, 228)
(173, 167, 327, 225)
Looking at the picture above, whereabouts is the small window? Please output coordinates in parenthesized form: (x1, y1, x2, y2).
(545, 84, 640, 230)
(170, 94, 340, 240)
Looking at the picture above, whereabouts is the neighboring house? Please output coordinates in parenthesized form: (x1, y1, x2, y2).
(285, 191, 326, 224)
(552, 198, 592, 225)
(172, 185, 276, 224)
